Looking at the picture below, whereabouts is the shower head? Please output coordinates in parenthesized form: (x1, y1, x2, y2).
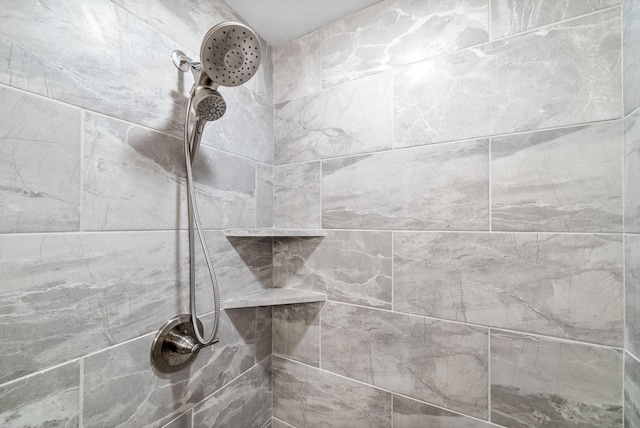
(199, 22, 261, 87)
(193, 87, 226, 122)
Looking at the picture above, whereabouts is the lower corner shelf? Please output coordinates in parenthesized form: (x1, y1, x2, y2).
(223, 288, 327, 309)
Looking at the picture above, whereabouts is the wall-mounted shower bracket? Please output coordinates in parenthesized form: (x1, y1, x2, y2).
(150, 314, 217, 373)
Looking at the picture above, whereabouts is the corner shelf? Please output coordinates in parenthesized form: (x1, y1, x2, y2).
(224, 228, 327, 238)
(223, 288, 327, 309)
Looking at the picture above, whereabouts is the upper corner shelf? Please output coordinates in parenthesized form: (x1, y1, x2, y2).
(224, 228, 327, 237)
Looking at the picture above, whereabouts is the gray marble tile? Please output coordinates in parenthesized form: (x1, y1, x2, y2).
(394, 232, 623, 346)
(83, 309, 256, 428)
(275, 73, 393, 164)
(393, 395, 493, 428)
(274, 162, 321, 229)
(163, 410, 192, 428)
(256, 306, 273, 362)
(491, 330, 623, 428)
(625, 352, 640, 428)
(273, 30, 322, 104)
(84, 111, 257, 230)
(273, 231, 392, 309)
(203, 85, 274, 164)
(321, 0, 489, 87)
(491, 0, 621, 39)
(322, 140, 489, 230)
(0, 230, 271, 384)
(112, 0, 239, 53)
(261, 418, 273, 428)
(492, 122, 623, 232)
(0, 86, 80, 233)
(395, 9, 621, 147)
(273, 303, 321, 366)
(193, 358, 271, 428)
(626, 235, 640, 356)
(0, 0, 191, 135)
(321, 302, 488, 418)
(245, 36, 274, 104)
(272, 418, 295, 428)
(0, 362, 79, 428)
(626, 109, 640, 233)
(256, 164, 274, 229)
(625, 0, 640, 115)
(273, 356, 392, 427)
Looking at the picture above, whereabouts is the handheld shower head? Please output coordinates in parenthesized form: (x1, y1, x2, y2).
(189, 88, 227, 162)
(200, 22, 261, 87)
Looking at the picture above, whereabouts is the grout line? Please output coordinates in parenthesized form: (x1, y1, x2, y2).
(488, 138, 492, 232)
(191, 408, 195, 428)
(272, 417, 296, 428)
(79, 109, 85, 233)
(488, 329, 492, 421)
(78, 358, 84, 428)
(324, 300, 625, 351)
(274, 116, 624, 167)
(0, 228, 629, 238)
(627, 349, 640, 365)
(625, 104, 640, 120)
(318, 302, 323, 369)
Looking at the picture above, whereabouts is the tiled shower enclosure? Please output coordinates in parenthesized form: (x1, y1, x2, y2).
(1, 0, 639, 427)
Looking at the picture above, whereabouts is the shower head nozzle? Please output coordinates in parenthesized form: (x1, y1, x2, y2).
(200, 22, 261, 87)
(193, 88, 226, 122)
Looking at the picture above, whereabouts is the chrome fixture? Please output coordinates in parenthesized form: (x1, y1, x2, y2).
(151, 22, 261, 373)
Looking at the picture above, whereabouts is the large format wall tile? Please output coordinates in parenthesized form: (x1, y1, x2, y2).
(0, 86, 80, 233)
(491, 331, 623, 427)
(163, 411, 192, 428)
(492, 122, 623, 232)
(273, 31, 322, 104)
(322, 140, 489, 230)
(256, 306, 273, 362)
(0, 231, 271, 384)
(274, 162, 321, 228)
(321, 0, 489, 87)
(321, 302, 488, 418)
(112, 0, 238, 53)
(193, 358, 271, 428)
(626, 352, 640, 428)
(626, 110, 640, 233)
(273, 231, 392, 309)
(395, 9, 621, 147)
(490, 0, 621, 39)
(83, 309, 256, 428)
(273, 356, 392, 427)
(0, 362, 79, 428)
(393, 395, 493, 428)
(273, 303, 321, 366)
(274, 73, 393, 164)
(256, 164, 274, 228)
(624, 0, 640, 115)
(83, 112, 257, 230)
(203, 85, 274, 164)
(394, 232, 623, 346)
(0, 0, 190, 134)
(627, 235, 640, 356)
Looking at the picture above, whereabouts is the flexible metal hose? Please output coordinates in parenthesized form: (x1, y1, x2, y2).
(183, 95, 220, 347)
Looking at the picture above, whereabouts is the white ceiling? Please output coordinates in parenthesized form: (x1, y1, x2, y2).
(223, 0, 383, 46)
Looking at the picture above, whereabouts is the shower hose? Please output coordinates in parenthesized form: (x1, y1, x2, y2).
(182, 95, 220, 347)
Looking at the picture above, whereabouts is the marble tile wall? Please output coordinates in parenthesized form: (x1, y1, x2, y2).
(0, 0, 275, 426)
(626, 2, 640, 426)
(271, 0, 628, 427)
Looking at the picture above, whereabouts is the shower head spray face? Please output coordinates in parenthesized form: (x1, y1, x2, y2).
(193, 88, 227, 122)
(200, 22, 261, 87)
